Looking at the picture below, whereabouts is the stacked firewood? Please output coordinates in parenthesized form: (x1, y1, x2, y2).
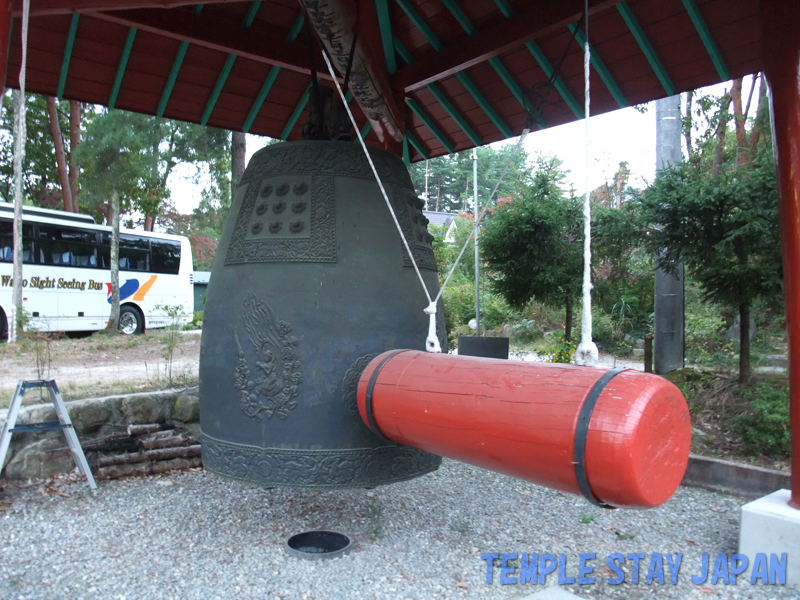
(81, 424, 202, 480)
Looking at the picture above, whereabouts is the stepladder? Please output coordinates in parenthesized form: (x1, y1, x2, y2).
(0, 380, 96, 489)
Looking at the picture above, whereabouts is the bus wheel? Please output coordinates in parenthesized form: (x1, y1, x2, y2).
(0, 307, 7, 342)
(119, 305, 143, 335)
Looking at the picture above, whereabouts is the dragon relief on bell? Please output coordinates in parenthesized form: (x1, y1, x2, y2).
(234, 292, 301, 421)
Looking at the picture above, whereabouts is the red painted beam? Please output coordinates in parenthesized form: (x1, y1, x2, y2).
(392, 0, 619, 93)
(15, 0, 239, 17)
(0, 0, 11, 89)
(760, 0, 800, 510)
(86, 7, 333, 80)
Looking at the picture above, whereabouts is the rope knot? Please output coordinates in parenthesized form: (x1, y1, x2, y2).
(424, 302, 441, 353)
(575, 341, 599, 367)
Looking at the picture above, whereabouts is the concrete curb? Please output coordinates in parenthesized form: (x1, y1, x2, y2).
(681, 453, 790, 499)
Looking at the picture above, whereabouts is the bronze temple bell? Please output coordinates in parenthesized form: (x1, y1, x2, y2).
(199, 140, 447, 488)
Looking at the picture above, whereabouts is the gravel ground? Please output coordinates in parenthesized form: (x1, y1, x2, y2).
(0, 460, 795, 600)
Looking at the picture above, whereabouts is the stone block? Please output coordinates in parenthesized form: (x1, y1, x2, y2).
(68, 398, 112, 434)
(172, 391, 200, 423)
(121, 394, 161, 424)
(739, 489, 799, 585)
(4, 437, 75, 480)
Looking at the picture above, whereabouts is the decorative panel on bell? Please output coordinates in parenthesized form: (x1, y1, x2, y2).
(225, 175, 336, 264)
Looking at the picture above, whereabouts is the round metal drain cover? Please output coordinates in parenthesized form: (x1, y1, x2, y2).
(285, 530, 353, 560)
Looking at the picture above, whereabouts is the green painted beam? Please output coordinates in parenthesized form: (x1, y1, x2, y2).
(406, 97, 455, 153)
(493, 0, 515, 18)
(242, 12, 304, 133)
(395, 0, 442, 51)
(157, 41, 189, 117)
(440, 0, 542, 132)
(243, 67, 279, 133)
(394, 33, 509, 139)
(568, 23, 628, 108)
(455, 72, 512, 138)
(489, 57, 545, 129)
(281, 82, 316, 140)
(403, 134, 411, 165)
(393, 35, 415, 65)
(202, 1, 262, 126)
(525, 40, 583, 119)
(156, 5, 203, 117)
(108, 27, 137, 109)
(358, 121, 372, 141)
(681, 0, 729, 82)
(201, 54, 236, 125)
(242, 0, 261, 28)
(376, 0, 397, 74)
(439, 0, 476, 36)
(617, 2, 675, 96)
(406, 130, 429, 160)
(402, 2, 483, 143)
(427, 83, 481, 146)
(287, 12, 305, 40)
(56, 13, 80, 98)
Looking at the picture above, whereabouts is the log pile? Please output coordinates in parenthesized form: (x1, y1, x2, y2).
(82, 424, 202, 480)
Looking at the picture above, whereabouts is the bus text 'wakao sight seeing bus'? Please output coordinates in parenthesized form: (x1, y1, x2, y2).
(0, 202, 193, 339)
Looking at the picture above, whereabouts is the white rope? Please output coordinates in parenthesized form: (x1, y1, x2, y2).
(320, 50, 442, 352)
(9, 0, 30, 343)
(575, 0, 598, 367)
(322, 47, 529, 352)
(433, 129, 529, 307)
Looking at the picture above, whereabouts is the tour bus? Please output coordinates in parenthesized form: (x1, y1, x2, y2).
(0, 202, 194, 339)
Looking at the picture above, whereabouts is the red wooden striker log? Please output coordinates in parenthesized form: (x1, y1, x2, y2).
(357, 350, 691, 509)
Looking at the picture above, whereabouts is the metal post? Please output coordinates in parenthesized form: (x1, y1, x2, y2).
(760, 0, 800, 509)
(473, 150, 481, 336)
(654, 95, 685, 374)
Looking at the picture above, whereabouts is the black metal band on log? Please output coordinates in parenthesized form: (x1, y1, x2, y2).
(573, 367, 626, 509)
(365, 349, 410, 444)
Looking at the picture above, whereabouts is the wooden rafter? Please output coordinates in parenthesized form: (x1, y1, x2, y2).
(392, 0, 619, 93)
(14, 0, 238, 17)
(88, 7, 331, 80)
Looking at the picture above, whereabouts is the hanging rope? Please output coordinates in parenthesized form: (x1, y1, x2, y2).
(321, 50, 442, 352)
(10, 0, 30, 343)
(574, 0, 599, 367)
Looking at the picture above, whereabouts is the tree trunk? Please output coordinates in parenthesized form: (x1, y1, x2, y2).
(144, 215, 154, 231)
(683, 91, 694, 161)
(739, 301, 751, 383)
(746, 77, 769, 163)
(712, 93, 731, 177)
(68, 100, 81, 210)
(436, 177, 441, 212)
(10, 90, 25, 342)
(731, 78, 747, 162)
(107, 189, 121, 333)
(45, 96, 73, 213)
(564, 299, 573, 342)
(231, 131, 246, 192)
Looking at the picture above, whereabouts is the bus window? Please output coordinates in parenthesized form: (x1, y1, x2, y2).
(151, 239, 181, 274)
(0, 219, 36, 263)
(100, 233, 151, 271)
(38, 225, 99, 268)
(119, 234, 150, 272)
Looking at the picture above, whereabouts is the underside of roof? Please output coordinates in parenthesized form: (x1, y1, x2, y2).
(7, 0, 762, 162)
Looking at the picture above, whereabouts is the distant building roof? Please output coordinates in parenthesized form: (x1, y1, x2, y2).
(423, 211, 456, 228)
